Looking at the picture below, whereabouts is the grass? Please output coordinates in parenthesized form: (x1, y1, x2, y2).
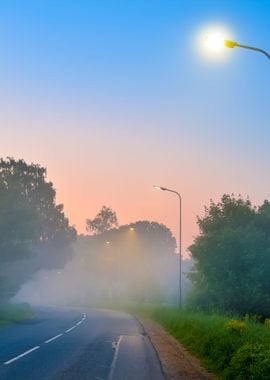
(121, 304, 270, 380)
(0, 302, 34, 326)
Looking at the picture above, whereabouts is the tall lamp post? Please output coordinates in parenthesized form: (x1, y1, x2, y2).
(224, 39, 270, 61)
(154, 186, 182, 309)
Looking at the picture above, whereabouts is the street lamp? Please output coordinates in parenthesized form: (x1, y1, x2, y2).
(224, 39, 270, 61)
(154, 185, 182, 309)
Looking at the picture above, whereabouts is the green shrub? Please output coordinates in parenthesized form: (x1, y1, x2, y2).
(224, 343, 270, 379)
(224, 319, 247, 334)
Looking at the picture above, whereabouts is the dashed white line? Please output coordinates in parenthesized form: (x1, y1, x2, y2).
(3, 312, 87, 365)
(44, 333, 63, 344)
(4, 346, 40, 365)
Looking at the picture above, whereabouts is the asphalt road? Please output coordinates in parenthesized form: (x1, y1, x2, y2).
(0, 306, 164, 380)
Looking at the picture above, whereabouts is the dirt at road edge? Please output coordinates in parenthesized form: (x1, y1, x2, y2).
(137, 317, 217, 380)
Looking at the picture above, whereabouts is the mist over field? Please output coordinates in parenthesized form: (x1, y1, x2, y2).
(14, 229, 193, 307)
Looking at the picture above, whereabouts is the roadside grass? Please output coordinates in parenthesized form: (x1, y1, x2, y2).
(122, 304, 270, 380)
(0, 303, 34, 326)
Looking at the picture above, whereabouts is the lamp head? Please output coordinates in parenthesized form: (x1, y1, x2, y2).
(153, 185, 167, 191)
(224, 39, 238, 48)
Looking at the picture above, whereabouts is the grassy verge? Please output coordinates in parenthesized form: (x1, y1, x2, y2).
(0, 302, 34, 326)
(122, 304, 270, 380)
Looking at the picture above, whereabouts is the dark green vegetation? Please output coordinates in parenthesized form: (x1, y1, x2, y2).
(0, 303, 34, 326)
(189, 194, 270, 317)
(130, 305, 270, 380)
(0, 158, 76, 301)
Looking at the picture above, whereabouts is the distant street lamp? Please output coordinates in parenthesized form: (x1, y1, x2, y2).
(224, 39, 270, 61)
(154, 186, 182, 309)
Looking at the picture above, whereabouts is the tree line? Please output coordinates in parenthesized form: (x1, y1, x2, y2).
(2, 157, 270, 317)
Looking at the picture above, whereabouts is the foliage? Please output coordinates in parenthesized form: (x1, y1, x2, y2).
(188, 194, 270, 316)
(264, 319, 270, 328)
(128, 305, 270, 379)
(86, 205, 118, 235)
(224, 343, 270, 379)
(0, 158, 76, 301)
(0, 302, 34, 326)
(224, 320, 247, 334)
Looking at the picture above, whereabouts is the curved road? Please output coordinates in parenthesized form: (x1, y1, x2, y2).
(0, 307, 164, 380)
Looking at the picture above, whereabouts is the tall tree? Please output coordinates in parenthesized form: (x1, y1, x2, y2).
(188, 194, 270, 316)
(0, 158, 76, 301)
(86, 206, 118, 235)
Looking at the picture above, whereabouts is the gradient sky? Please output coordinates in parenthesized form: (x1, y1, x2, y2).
(0, 0, 269, 255)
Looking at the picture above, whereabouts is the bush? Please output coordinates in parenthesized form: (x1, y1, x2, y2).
(224, 320, 247, 334)
(224, 343, 270, 379)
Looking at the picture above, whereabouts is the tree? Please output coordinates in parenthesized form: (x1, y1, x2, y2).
(86, 206, 118, 235)
(0, 158, 76, 301)
(188, 194, 270, 316)
(77, 220, 177, 303)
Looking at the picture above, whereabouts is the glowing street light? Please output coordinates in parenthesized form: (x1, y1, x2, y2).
(202, 27, 270, 61)
(154, 185, 182, 309)
(204, 32, 226, 52)
(224, 39, 270, 61)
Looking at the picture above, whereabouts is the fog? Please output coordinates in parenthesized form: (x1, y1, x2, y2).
(13, 223, 193, 308)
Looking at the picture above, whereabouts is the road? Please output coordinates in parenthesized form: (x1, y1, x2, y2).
(0, 306, 164, 380)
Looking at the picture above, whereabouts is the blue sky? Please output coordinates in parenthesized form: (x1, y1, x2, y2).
(0, 0, 269, 249)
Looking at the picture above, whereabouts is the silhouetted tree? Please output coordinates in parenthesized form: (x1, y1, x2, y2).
(86, 206, 118, 235)
(0, 158, 76, 301)
(188, 194, 270, 316)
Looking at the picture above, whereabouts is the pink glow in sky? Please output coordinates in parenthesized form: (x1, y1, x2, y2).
(0, 1, 269, 257)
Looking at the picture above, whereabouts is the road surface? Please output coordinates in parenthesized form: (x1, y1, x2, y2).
(0, 306, 164, 380)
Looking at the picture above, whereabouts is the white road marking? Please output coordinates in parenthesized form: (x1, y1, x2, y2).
(4, 346, 40, 365)
(108, 335, 123, 380)
(3, 311, 87, 365)
(44, 333, 63, 344)
(65, 325, 77, 333)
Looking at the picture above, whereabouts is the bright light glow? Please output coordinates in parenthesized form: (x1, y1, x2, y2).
(129, 227, 135, 231)
(153, 185, 161, 190)
(204, 32, 225, 52)
(197, 24, 233, 60)
(105, 241, 111, 245)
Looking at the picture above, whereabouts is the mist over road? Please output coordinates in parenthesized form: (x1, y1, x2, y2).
(0, 306, 164, 380)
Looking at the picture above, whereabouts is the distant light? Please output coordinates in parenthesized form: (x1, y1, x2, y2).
(106, 241, 111, 245)
(129, 227, 135, 231)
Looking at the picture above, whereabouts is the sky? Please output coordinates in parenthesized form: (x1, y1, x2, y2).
(0, 0, 269, 255)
